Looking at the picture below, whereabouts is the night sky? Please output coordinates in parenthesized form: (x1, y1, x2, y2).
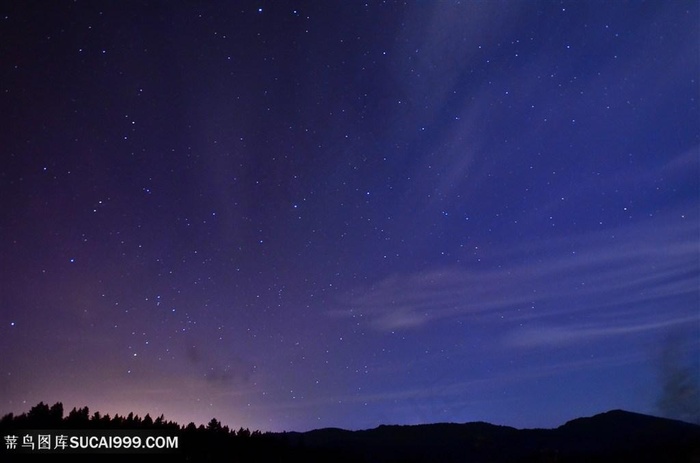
(1, 1, 698, 433)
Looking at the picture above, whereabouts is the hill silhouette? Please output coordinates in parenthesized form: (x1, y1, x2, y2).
(1, 402, 698, 462)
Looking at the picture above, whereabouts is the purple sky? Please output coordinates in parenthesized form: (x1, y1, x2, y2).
(1, 1, 698, 432)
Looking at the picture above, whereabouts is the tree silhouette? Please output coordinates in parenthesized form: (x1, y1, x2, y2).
(27, 402, 52, 428)
(49, 402, 64, 425)
(207, 417, 222, 432)
(65, 406, 90, 428)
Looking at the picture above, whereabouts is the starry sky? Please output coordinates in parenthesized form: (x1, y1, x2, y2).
(1, 1, 698, 433)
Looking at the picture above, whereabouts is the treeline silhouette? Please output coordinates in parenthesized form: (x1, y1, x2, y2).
(1, 401, 245, 435)
(0, 401, 349, 462)
(2, 402, 699, 462)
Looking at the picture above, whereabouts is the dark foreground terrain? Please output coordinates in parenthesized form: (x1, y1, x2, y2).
(2, 403, 698, 462)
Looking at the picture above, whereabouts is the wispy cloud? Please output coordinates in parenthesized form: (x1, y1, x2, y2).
(506, 315, 699, 348)
(330, 212, 698, 337)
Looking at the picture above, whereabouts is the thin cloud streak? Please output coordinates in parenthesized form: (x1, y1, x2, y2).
(506, 315, 699, 348)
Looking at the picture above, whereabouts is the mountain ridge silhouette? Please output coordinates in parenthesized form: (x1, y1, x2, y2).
(2, 403, 698, 462)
